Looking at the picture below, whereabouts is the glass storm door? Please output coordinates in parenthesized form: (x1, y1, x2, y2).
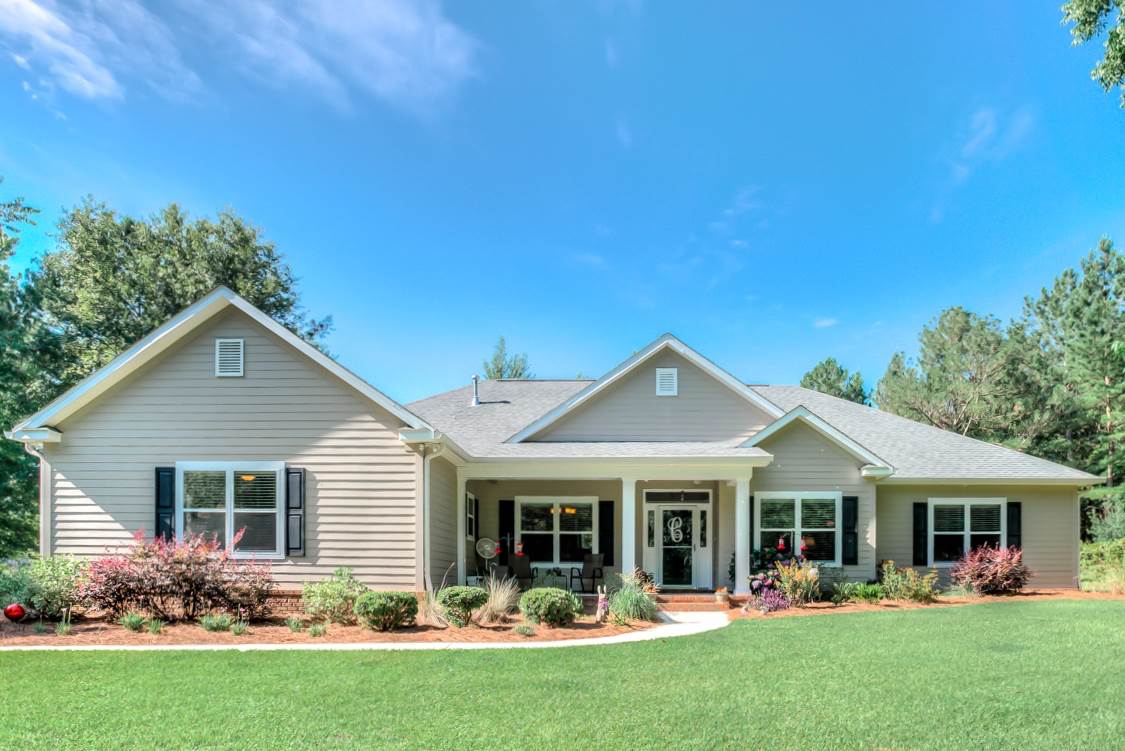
(660, 508, 695, 588)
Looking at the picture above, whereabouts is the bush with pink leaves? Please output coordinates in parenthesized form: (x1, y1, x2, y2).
(950, 545, 1031, 595)
(78, 530, 274, 620)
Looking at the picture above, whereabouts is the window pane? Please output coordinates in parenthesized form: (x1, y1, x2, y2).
(682, 491, 710, 503)
(559, 533, 593, 563)
(700, 510, 707, 547)
(234, 513, 277, 553)
(801, 531, 836, 561)
(759, 531, 793, 554)
(646, 491, 681, 503)
(559, 504, 593, 532)
(184, 511, 225, 546)
(933, 534, 964, 562)
(970, 534, 1001, 551)
(801, 500, 836, 529)
(760, 500, 795, 529)
(234, 471, 277, 509)
(520, 533, 553, 562)
(520, 504, 554, 532)
(934, 505, 965, 533)
(647, 510, 655, 547)
(970, 505, 1001, 532)
(184, 471, 225, 509)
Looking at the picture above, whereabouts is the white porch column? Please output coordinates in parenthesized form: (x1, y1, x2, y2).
(734, 478, 751, 595)
(620, 476, 638, 574)
(455, 469, 467, 585)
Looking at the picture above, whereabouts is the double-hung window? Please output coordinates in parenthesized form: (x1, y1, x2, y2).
(176, 461, 285, 558)
(755, 491, 842, 565)
(929, 499, 1005, 565)
(516, 497, 598, 566)
(465, 492, 477, 541)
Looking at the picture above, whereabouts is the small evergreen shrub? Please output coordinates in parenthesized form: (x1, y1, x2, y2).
(518, 587, 581, 627)
(879, 561, 938, 603)
(200, 613, 234, 632)
(608, 573, 657, 623)
(302, 567, 368, 625)
(435, 586, 488, 627)
(285, 616, 304, 633)
(951, 545, 1031, 595)
(353, 591, 419, 631)
(307, 623, 327, 637)
(120, 612, 145, 632)
(231, 620, 249, 636)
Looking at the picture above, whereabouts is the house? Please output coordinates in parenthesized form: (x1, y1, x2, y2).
(5, 287, 1100, 595)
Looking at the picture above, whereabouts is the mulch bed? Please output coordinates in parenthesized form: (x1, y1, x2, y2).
(0, 613, 648, 646)
(731, 588, 1125, 620)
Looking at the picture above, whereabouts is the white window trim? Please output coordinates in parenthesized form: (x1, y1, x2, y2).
(753, 491, 843, 567)
(515, 496, 598, 568)
(465, 491, 476, 541)
(175, 461, 285, 559)
(214, 338, 245, 377)
(641, 488, 713, 505)
(927, 498, 1006, 568)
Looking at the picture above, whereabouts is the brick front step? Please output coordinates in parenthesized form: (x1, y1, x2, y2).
(657, 602, 732, 612)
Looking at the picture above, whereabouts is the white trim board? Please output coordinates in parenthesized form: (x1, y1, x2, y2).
(741, 405, 892, 473)
(506, 333, 784, 443)
(10, 287, 429, 436)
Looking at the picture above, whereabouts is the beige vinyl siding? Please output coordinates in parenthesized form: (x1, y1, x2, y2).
(43, 307, 420, 590)
(877, 485, 1080, 588)
(532, 351, 774, 442)
(750, 422, 877, 581)
(427, 456, 458, 587)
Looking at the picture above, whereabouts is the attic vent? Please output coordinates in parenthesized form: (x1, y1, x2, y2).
(655, 367, 678, 396)
(215, 338, 244, 377)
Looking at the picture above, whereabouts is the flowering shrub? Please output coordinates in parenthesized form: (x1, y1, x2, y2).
(951, 545, 1030, 595)
(78, 530, 274, 620)
(879, 561, 938, 603)
(755, 588, 791, 614)
(774, 558, 821, 606)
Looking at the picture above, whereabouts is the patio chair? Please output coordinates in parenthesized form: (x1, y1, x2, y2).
(510, 555, 535, 589)
(488, 564, 511, 582)
(569, 554, 605, 593)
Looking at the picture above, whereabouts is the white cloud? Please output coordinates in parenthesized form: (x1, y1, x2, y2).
(813, 317, 839, 329)
(0, 0, 477, 116)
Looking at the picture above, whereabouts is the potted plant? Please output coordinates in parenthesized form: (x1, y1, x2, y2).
(714, 587, 730, 607)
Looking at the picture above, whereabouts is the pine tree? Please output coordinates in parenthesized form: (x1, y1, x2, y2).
(800, 357, 867, 403)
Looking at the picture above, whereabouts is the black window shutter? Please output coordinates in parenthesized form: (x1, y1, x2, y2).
(286, 467, 306, 557)
(498, 499, 514, 566)
(842, 496, 859, 565)
(749, 494, 755, 554)
(1007, 502, 1022, 549)
(598, 500, 615, 566)
(155, 467, 175, 541)
(912, 502, 928, 565)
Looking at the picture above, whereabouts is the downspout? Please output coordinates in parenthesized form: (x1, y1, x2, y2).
(421, 442, 445, 592)
(22, 442, 48, 555)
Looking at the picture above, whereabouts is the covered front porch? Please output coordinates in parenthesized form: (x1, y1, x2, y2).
(449, 460, 763, 595)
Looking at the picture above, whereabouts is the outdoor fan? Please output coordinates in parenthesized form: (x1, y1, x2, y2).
(476, 537, 498, 565)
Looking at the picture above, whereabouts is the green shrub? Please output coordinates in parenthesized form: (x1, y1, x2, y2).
(0, 559, 32, 607)
(26, 555, 86, 620)
(608, 573, 657, 623)
(302, 567, 368, 624)
(231, 620, 249, 636)
(55, 621, 72, 636)
(435, 586, 488, 627)
(120, 612, 145, 632)
(284, 616, 304, 633)
(775, 558, 821, 606)
(308, 623, 327, 637)
(880, 561, 938, 603)
(831, 581, 884, 605)
(1081, 539, 1125, 593)
(513, 623, 535, 637)
(518, 587, 581, 627)
(32, 620, 46, 634)
(147, 618, 164, 635)
(200, 613, 234, 632)
(353, 591, 419, 631)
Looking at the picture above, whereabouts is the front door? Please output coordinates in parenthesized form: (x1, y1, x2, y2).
(656, 506, 711, 589)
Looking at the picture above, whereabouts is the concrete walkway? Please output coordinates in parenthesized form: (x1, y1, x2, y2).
(0, 611, 731, 653)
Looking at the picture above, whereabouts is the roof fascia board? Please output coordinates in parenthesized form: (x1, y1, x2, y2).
(879, 476, 1103, 486)
(15, 287, 429, 432)
(744, 406, 892, 471)
(508, 334, 783, 443)
(4, 428, 62, 443)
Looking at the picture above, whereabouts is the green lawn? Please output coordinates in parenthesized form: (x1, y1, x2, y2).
(3, 600, 1124, 750)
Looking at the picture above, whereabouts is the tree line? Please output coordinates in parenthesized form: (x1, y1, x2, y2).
(801, 241, 1125, 540)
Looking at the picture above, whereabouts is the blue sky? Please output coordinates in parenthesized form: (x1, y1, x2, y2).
(2, 1, 1124, 404)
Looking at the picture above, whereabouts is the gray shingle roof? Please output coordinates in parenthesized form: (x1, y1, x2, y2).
(409, 379, 1098, 481)
(751, 385, 1099, 482)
